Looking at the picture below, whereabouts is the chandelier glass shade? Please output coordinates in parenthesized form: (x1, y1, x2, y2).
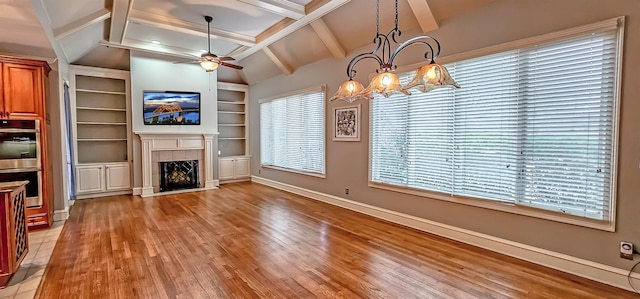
(331, 80, 371, 103)
(330, 0, 459, 102)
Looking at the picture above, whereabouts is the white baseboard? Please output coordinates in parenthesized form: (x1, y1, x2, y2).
(220, 177, 251, 185)
(251, 175, 640, 292)
(132, 187, 142, 196)
(53, 207, 69, 221)
(76, 190, 132, 200)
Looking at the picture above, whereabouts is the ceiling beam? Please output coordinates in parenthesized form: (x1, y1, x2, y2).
(28, 0, 70, 63)
(407, 0, 438, 33)
(238, 0, 305, 20)
(54, 9, 111, 40)
(99, 39, 198, 60)
(262, 47, 292, 75)
(226, 45, 251, 58)
(128, 10, 256, 46)
(109, 0, 134, 43)
(309, 18, 344, 58)
(235, 0, 350, 60)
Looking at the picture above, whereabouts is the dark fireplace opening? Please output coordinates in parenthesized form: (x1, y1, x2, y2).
(159, 160, 199, 192)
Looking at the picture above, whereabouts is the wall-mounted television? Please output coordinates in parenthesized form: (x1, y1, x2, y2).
(143, 91, 201, 125)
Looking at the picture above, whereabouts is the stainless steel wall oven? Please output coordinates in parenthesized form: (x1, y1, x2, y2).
(0, 120, 42, 207)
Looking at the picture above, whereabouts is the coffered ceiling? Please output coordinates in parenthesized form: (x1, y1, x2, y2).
(4, 0, 495, 83)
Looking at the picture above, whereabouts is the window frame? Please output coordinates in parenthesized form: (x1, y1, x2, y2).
(259, 85, 327, 178)
(368, 17, 624, 231)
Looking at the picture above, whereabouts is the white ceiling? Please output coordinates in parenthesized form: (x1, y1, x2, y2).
(1, 0, 495, 84)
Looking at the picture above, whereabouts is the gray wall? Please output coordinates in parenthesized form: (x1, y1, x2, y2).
(249, 0, 640, 270)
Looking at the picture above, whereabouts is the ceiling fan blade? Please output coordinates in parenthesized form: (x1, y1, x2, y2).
(217, 56, 235, 61)
(220, 62, 244, 70)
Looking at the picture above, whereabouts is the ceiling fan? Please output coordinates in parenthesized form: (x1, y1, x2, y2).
(177, 16, 243, 72)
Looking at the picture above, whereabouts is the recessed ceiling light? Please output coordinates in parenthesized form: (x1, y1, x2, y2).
(151, 40, 161, 45)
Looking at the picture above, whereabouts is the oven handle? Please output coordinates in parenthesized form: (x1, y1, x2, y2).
(0, 128, 39, 133)
(0, 167, 41, 173)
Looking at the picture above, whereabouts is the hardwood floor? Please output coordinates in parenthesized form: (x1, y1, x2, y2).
(36, 182, 637, 298)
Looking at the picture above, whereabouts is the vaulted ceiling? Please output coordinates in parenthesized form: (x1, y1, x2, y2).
(2, 0, 495, 84)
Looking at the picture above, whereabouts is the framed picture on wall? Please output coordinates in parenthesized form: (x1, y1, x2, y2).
(333, 104, 360, 141)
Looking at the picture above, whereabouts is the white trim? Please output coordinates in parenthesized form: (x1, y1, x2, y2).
(251, 175, 640, 293)
(219, 178, 251, 184)
(260, 165, 326, 178)
(76, 190, 132, 200)
(609, 16, 625, 232)
(368, 182, 614, 231)
(141, 186, 218, 198)
(54, 9, 112, 40)
(53, 207, 70, 221)
(132, 187, 142, 196)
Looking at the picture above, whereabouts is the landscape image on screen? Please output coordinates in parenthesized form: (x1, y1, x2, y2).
(143, 91, 200, 125)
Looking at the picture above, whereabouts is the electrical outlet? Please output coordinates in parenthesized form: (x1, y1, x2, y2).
(344, 187, 349, 195)
(620, 241, 634, 260)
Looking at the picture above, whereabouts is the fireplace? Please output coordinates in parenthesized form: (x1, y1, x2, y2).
(137, 133, 217, 197)
(159, 160, 199, 192)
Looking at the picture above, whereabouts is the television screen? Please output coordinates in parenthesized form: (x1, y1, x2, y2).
(143, 91, 201, 125)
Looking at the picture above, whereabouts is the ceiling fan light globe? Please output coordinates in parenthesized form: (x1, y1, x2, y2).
(200, 60, 219, 72)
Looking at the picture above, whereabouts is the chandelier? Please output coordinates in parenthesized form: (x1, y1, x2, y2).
(330, 0, 459, 103)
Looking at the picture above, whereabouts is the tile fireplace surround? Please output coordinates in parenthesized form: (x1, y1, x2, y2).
(137, 133, 217, 197)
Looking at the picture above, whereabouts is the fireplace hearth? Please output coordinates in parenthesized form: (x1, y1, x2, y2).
(159, 160, 199, 192)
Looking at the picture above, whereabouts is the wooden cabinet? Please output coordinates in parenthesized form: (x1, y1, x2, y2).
(0, 56, 52, 230)
(219, 157, 250, 182)
(70, 65, 132, 199)
(217, 82, 250, 184)
(0, 181, 29, 287)
(2, 63, 44, 119)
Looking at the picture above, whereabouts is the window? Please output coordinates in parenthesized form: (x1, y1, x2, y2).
(371, 23, 621, 226)
(260, 87, 325, 176)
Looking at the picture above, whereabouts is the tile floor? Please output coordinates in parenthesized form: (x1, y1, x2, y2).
(0, 221, 64, 299)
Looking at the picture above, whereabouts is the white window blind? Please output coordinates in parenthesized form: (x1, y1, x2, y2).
(260, 88, 325, 175)
(371, 29, 619, 221)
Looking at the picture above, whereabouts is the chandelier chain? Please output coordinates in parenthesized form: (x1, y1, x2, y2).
(395, 0, 399, 31)
(376, 0, 380, 36)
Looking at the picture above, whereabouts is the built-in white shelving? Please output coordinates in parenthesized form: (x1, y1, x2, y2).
(71, 65, 133, 198)
(217, 82, 250, 183)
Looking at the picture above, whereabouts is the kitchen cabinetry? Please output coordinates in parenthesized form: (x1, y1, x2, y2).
(0, 55, 52, 230)
(0, 181, 29, 287)
(217, 82, 250, 183)
(70, 65, 132, 198)
(2, 63, 45, 118)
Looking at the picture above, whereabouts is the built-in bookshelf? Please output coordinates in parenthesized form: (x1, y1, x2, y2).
(217, 82, 250, 183)
(70, 65, 132, 197)
(217, 82, 248, 157)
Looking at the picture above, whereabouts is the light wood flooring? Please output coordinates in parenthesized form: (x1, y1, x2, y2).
(35, 182, 638, 298)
